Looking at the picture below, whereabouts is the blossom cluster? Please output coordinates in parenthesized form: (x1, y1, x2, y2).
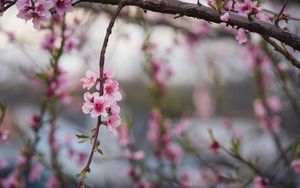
(15, 0, 72, 29)
(81, 70, 122, 135)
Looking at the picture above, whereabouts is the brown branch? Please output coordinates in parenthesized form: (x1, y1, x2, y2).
(77, 3, 124, 188)
(263, 36, 300, 69)
(274, 0, 289, 26)
(80, 0, 300, 51)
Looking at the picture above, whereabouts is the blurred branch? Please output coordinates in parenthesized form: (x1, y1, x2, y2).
(263, 36, 300, 69)
(80, 0, 300, 52)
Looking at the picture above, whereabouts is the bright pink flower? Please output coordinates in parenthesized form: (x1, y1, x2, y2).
(51, 0, 72, 16)
(209, 140, 220, 153)
(81, 70, 98, 90)
(253, 176, 269, 188)
(291, 159, 300, 173)
(104, 79, 122, 102)
(236, 29, 248, 44)
(235, 0, 261, 15)
(220, 12, 230, 22)
(46, 175, 60, 188)
(29, 164, 44, 182)
(90, 96, 110, 118)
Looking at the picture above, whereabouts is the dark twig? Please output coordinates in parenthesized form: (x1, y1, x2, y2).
(263, 37, 300, 69)
(77, 3, 124, 188)
(274, 0, 289, 26)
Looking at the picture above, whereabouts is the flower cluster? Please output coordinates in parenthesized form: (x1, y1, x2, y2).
(81, 70, 122, 135)
(147, 109, 183, 163)
(16, 0, 72, 29)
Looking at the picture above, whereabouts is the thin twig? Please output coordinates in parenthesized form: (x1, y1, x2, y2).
(77, 3, 125, 188)
(263, 37, 300, 69)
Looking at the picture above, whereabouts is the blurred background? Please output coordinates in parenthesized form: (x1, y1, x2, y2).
(1, 0, 300, 187)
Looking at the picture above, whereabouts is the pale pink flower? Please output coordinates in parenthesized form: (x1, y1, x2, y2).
(125, 150, 145, 161)
(220, 12, 230, 22)
(291, 159, 300, 173)
(104, 79, 122, 102)
(193, 87, 214, 118)
(0, 156, 8, 169)
(107, 115, 121, 135)
(42, 33, 58, 52)
(253, 99, 266, 118)
(200, 169, 220, 187)
(236, 29, 248, 44)
(82, 92, 99, 114)
(118, 123, 133, 147)
(147, 109, 162, 144)
(165, 142, 183, 162)
(172, 118, 190, 136)
(260, 116, 281, 133)
(267, 96, 282, 112)
(90, 96, 110, 118)
(64, 36, 79, 53)
(46, 175, 60, 188)
(51, 0, 73, 16)
(81, 70, 98, 90)
(0, 130, 9, 143)
(253, 176, 269, 188)
(179, 170, 190, 188)
(29, 164, 44, 182)
(133, 180, 151, 188)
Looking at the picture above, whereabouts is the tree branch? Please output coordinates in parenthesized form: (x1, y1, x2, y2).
(80, 0, 300, 51)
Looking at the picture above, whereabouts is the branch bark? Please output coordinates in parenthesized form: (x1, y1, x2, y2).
(81, 0, 300, 51)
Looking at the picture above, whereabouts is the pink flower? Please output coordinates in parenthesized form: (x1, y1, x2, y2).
(51, 0, 73, 16)
(236, 0, 261, 15)
(64, 36, 79, 53)
(253, 176, 269, 188)
(0, 130, 9, 143)
(0, 156, 8, 169)
(220, 12, 230, 22)
(1, 170, 20, 188)
(133, 180, 151, 188)
(209, 140, 220, 153)
(118, 123, 133, 147)
(179, 170, 190, 188)
(236, 29, 248, 44)
(125, 150, 145, 161)
(193, 87, 214, 118)
(46, 175, 60, 188)
(291, 159, 300, 173)
(29, 164, 44, 182)
(171, 118, 190, 136)
(30, 114, 42, 130)
(260, 116, 281, 133)
(253, 99, 266, 118)
(42, 33, 58, 52)
(104, 79, 122, 102)
(90, 96, 110, 118)
(165, 142, 183, 162)
(81, 70, 98, 90)
(267, 96, 282, 112)
(17, 0, 53, 29)
(107, 115, 121, 135)
(147, 109, 162, 145)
